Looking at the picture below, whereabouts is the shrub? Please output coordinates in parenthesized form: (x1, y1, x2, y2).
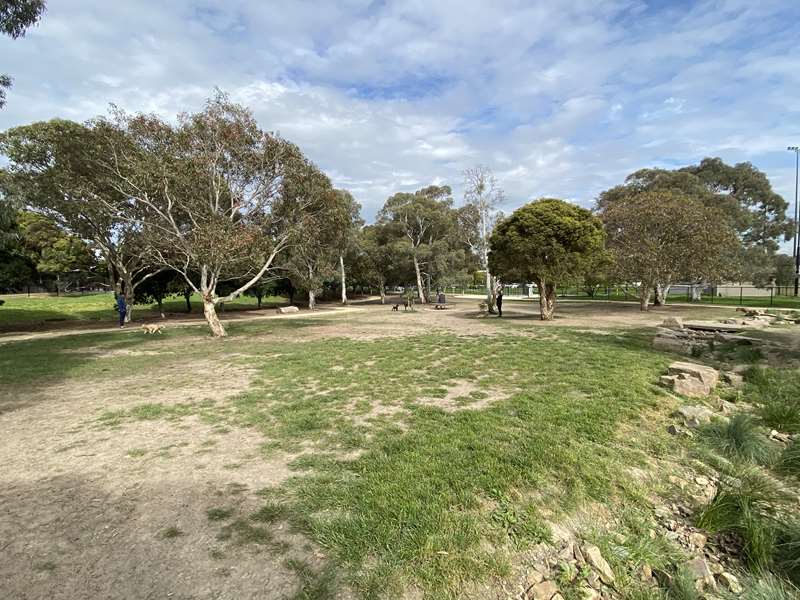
(697, 466, 791, 570)
(737, 574, 800, 600)
(666, 568, 700, 600)
(774, 519, 800, 585)
(778, 440, 800, 478)
(701, 414, 777, 466)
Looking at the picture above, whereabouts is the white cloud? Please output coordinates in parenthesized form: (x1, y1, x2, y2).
(0, 0, 799, 236)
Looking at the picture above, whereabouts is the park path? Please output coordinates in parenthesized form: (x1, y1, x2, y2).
(0, 305, 366, 345)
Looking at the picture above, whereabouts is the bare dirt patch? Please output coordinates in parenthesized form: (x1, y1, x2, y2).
(417, 379, 509, 412)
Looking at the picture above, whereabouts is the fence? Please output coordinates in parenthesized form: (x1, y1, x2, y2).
(442, 284, 800, 309)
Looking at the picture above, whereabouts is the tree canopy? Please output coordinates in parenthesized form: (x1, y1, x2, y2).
(489, 198, 605, 320)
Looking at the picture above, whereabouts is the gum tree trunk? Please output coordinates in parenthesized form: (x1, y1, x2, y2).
(202, 296, 226, 337)
(413, 255, 427, 304)
(378, 279, 386, 304)
(340, 255, 347, 305)
(538, 280, 557, 320)
(639, 284, 652, 311)
(183, 289, 192, 312)
(308, 289, 316, 310)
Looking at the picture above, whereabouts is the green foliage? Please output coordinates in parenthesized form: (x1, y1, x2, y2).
(700, 414, 777, 465)
(778, 440, 800, 478)
(745, 367, 800, 434)
(488, 198, 605, 318)
(665, 568, 701, 600)
(738, 575, 800, 600)
(697, 466, 791, 570)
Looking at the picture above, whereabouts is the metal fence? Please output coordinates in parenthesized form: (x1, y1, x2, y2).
(442, 284, 800, 309)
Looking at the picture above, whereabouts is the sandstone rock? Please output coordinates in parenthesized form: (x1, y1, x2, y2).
(585, 572, 601, 590)
(675, 404, 715, 426)
(770, 430, 792, 444)
(683, 558, 712, 580)
(718, 572, 742, 594)
(661, 317, 684, 330)
(527, 569, 545, 587)
(689, 532, 707, 548)
(722, 371, 745, 388)
(640, 564, 653, 581)
(577, 586, 600, 600)
(276, 305, 300, 314)
(694, 476, 710, 486)
(661, 374, 709, 397)
(583, 544, 615, 584)
(653, 336, 689, 353)
(529, 580, 560, 600)
(668, 361, 719, 388)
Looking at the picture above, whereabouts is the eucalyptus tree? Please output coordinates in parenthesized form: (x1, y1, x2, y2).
(489, 199, 605, 320)
(94, 93, 315, 336)
(0, 119, 159, 321)
(462, 166, 503, 311)
(377, 185, 454, 303)
(602, 190, 739, 311)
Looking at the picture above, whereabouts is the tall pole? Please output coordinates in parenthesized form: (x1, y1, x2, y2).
(791, 146, 800, 296)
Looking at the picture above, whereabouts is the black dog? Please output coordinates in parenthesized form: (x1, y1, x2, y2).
(392, 304, 399, 311)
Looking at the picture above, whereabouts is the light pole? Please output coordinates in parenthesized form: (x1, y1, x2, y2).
(790, 146, 800, 296)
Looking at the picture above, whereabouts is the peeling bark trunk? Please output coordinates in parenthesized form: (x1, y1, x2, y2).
(487, 275, 498, 313)
(119, 273, 135, 323)
(538, 280, 557, 320)
(653, 283, 671, 306)
(378, 279, 386, 304)
(639, 285, 652, 311)
(690, 283, 703, 301)
(413, 255, 427, 303)
(308, 289, 316, 310)
(203, 297, 226, 337)
(340, 255, 347, 305)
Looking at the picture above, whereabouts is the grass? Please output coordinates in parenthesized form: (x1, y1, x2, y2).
(745, 367, 800, 434)
(0, 290, 285, 330)
(5, 302, 798, 598)
(778, 440, 800, 478)
(700, 414, 777, 465)
(737, 575, 800, 600)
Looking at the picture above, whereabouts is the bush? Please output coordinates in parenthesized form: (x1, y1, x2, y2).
(745, 368, 800, 434)
(737, 574, 800, 600)
(774, 519, 800, 585)
(700, 414, 777, 466)
(778, 440, 800, 478)
(697, 466, 791, 570)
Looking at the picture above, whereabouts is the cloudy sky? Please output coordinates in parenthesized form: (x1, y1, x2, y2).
(2, 0, 800, 229)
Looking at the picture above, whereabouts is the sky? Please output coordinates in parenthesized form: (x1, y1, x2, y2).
(1, 0, 800, 236)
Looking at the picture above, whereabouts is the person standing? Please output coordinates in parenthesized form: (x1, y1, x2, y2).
(116, 293, 127, 328)
(496, 287, 503, 317)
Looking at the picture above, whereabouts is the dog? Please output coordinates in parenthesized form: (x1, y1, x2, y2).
(141, 323, 164, 335)
(391, 304, 399, 311)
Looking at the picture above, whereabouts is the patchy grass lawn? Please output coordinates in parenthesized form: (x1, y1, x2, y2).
(3, 301, 796, 599)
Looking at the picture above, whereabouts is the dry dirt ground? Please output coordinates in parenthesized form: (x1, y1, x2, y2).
(0, 298, 742, 600)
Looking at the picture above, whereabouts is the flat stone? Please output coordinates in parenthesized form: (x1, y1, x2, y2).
(583, 544, 615, 584)
(683, 558, 712, 580)
(526, 569, 545, 586)
(529, 580, 560, 600)
(653, 336, 689, 353)
(668, 362, 719, 388)
(684, 321, 746, 333)
(586, 572, 601, 590)
(276, 305, 300, 314)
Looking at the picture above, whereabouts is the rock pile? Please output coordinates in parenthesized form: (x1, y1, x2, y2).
(276, 305, 300, 314)
(520, 541, 617, 600)
(659, 361, 719, 397)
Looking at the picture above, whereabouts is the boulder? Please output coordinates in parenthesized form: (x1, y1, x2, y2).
(722, 371, 745, 388)
(528, 580, 560, 600)
(661, 317, 684, 330)
(276, 306, 300, 314)
(683, 558, 712, 580)
(668, 362, 719, 389)
(583, 544, 615, 584)
(661, 374, 709, 398)
(674, 405, 715, 427)
(653, 336, 689, 353)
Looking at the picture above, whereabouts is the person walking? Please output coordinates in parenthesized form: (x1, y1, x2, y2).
(496, 287, 503, 317)
(116, 293, 127, 328)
